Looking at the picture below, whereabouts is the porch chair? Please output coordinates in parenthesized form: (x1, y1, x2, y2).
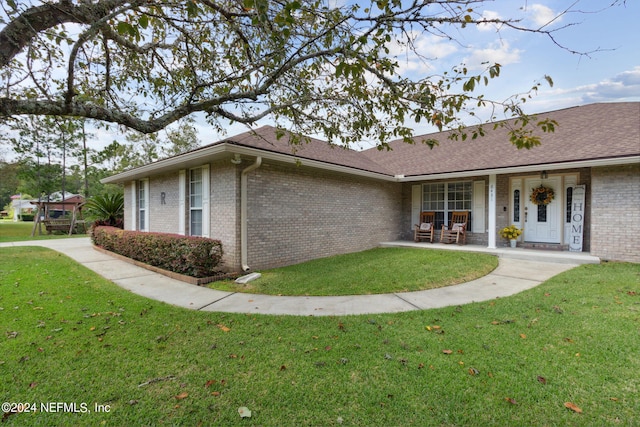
(414, 211, 435, 243)
(440, 211, 469, 244)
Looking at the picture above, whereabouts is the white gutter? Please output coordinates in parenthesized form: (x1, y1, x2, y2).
(397, 155, 640, 182)
(241, 156, 262, 271)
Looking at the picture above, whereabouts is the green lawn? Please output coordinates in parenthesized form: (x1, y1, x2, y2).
(0, 220, 87, 242)
(1, 246, 638, 426)
(210, 247, 498, 295)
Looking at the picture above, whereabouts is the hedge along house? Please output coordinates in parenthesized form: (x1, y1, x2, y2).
(102, 102, 640, 271)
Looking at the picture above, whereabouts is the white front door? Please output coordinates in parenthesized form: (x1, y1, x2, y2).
(524, 177, 561, 243)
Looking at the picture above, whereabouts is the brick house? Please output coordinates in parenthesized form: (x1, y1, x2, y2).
(102, 102, 640, 270)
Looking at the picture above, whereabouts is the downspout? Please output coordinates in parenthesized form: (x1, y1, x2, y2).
(240, 156, 262, 271)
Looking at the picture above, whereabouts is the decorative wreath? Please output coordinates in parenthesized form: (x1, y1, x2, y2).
(530, 185, 555, 205)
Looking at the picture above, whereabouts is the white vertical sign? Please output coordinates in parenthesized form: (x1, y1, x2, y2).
(569, 185, 586, 252)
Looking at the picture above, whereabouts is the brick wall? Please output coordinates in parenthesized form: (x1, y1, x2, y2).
(209, 160, 240, 271)
(123, 183, 133, 231)
(148, 172, 179, 233)
(590, 164, 640, 263)
(245, 162, 403, 270)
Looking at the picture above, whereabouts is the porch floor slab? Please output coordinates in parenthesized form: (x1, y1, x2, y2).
(379, 241, 601, 265)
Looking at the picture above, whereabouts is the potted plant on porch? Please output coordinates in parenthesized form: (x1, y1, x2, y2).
(500, 225, 522, 248)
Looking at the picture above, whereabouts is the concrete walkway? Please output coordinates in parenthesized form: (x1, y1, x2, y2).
(0, 238, 597, 316)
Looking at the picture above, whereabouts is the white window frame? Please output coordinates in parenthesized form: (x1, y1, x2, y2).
(138, 179, 149, 232)
(421, 181, 473, 230)
(189, 168, 203, 236)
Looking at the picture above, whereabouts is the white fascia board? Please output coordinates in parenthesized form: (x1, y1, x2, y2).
(102, 143, 395, 183)
(226, 145, 395, 181)
(101, 145, 228, 183)
(397, 156, 640, 182)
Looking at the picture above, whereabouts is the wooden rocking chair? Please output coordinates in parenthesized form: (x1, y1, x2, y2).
(414, 211, 435, 243)
(440, 211, 469, 244)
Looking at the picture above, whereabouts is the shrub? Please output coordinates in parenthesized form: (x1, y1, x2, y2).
(91, 227, 224, 278)
(20, 214, 35, 222)
(85, 193, 124, 228)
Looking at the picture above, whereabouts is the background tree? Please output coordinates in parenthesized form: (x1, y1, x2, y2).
(0, 0, 617, 150)
(4, 115, 88, 199)
(163, 118, 201, 158)
(0, 160, 20, 210)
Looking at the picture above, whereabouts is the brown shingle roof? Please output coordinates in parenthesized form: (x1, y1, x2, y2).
(215, 124, 394, 175)
(361, 102, 640, 176)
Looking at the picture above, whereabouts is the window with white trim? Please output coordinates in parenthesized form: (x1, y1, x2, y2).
(138, 180, 148, 231)
(189, 168, 203, 236)
(422, 181, 473, 230)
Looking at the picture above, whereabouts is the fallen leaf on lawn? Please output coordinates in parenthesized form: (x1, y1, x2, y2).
(468, 367, 479, 376)
(212, 391, 221, 397)
(505, 397, 518, 405)
(537, 376, 547, 385)
(29, 382, 37, 388)
(280, 365, 287, 371)
(217, 324, 231, 332)
(238, 406, 252, 418)
(564, 402, 582, 413)
(564, 337, 574, 343)
(205, 380, 216, 388)
(442, 349, 453, 355)
(175, 392, 188, 400)
(520, 334, 527, 339)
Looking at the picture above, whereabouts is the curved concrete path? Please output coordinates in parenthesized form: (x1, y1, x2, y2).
(1, 238, 582, 316)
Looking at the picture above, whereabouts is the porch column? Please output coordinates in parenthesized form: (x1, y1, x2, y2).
(487, 174, 497, 249)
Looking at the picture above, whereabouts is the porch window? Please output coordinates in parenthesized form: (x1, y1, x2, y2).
(189, 168, 203, 236)
(422, 181, 472, 230)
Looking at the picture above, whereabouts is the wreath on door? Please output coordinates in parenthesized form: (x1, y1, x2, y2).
(530, 185, 555, 205)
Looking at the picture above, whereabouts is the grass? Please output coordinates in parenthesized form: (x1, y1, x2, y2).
(210, 247, 499, 295)
(0, 220, 87, 243)
(1, 245, 638, 426)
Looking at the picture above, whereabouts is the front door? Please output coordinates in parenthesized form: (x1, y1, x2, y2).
(524, 177, 561, 243)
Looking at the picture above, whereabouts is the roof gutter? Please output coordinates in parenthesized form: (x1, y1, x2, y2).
(241, 156, 262, 272)
(395, 155, 640, 182)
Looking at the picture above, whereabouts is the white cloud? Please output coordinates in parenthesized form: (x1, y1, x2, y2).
(386, 32, 458, 76)
(464, 40, 522, 70)
(527, 4, 561, 28)
(477, 10, 503, 32)
(527, 66, 640, 112)
(579, 66, 640, 102)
